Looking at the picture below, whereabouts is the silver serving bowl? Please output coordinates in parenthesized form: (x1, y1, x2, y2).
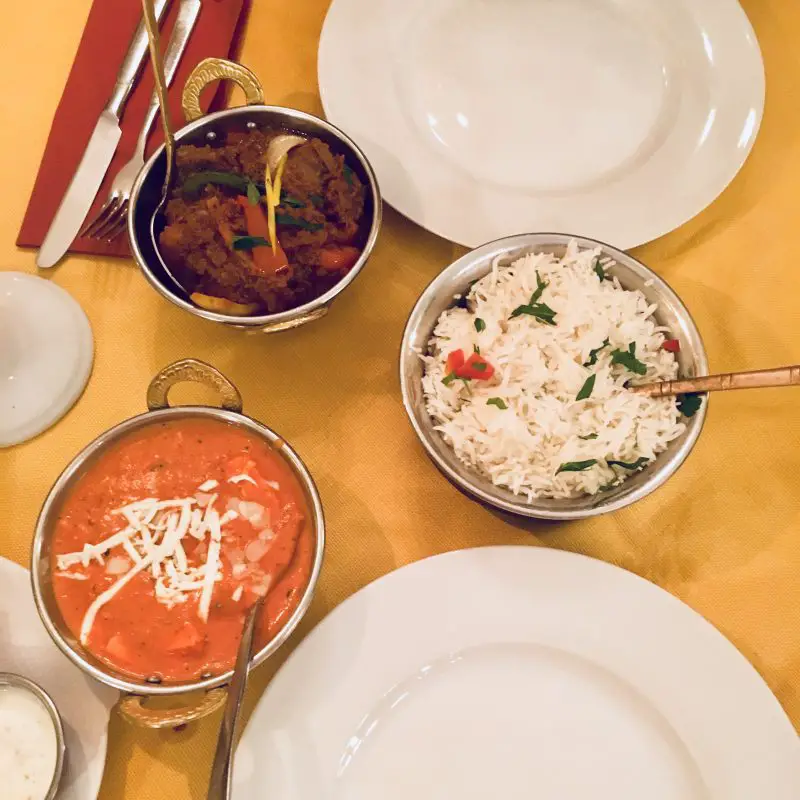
(400, 233, 708, 520)
(128, 59, 381, 333)
(30, 359, 325, 725)
(0, 672, 65, 799)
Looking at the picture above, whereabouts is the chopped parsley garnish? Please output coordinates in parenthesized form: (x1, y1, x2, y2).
(530, 271, 548, 304)
(309, 193, 324, 208)
(509, 272, 556, 324)
(677, 393, 703, 418)
(593, 256, 610, 282)
(280, 192, 305, 208)
(231, 235, 270, 250)
(474, 318, 486, 333)
(473, 345, 480, 354)
(473, 361, 487, 372)
(275, 213, 324, 231)
(579, 433, 598, 440)
(442, 372, 457, 386)
(487, 397, 508, 410)
(343, 165, 355, 186)
(607, 457, 649, 471)
(556, 459, 598, 475)
(576, 374, 596, 401)
(509, 301, 557, 325)
(610, 343, 647, 375)
(246, 181, 261, 206)
(584, 339, 609, 367)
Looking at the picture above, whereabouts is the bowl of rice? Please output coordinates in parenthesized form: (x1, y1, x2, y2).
(399, 233, 708, 519)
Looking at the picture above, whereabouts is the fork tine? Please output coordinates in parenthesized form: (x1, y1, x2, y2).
(103, 204, 129, 243)
(79, 198, 117, 239)
(89, 198, 125, 240)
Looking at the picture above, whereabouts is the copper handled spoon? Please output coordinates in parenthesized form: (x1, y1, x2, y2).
(141, 0, 192, 298)
(632, 365, 800, 397)
(207, 596, 265, 800)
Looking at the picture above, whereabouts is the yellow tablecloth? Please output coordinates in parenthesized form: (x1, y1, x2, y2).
(1, 0, 798, 796)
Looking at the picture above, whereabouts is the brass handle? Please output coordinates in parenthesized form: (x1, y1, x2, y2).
(255, 306, 329, 334)
(118, 688, 227, 728)
(147, 358, 243, 412)
(182, 57, 265, 122)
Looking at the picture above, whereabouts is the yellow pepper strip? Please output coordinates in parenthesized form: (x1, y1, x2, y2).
(263, 155, 288, 255)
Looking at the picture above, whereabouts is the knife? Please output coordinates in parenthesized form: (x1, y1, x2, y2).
(37, 0, 171, 268)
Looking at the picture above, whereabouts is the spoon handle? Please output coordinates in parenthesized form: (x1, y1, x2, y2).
(141, 0, 175, 198)
(207, 597, 264, 800)
(632, 365, 800, 397)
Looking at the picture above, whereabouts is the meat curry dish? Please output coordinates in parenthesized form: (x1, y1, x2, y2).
(159, 128, 368, 316)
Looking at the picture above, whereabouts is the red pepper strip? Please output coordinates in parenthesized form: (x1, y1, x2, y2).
(318, 246, 361, 272)
(236, 196, 290, 278)
(446, 349, 465, 375)
(456, 352, 495, 380)
(662, 339, 680, 353)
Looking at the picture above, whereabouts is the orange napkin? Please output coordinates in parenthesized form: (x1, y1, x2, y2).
(17, 0, 249, 258)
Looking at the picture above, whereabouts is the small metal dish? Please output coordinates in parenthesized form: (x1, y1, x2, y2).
(399, 233, 708, 520)
(129, 58, 382, 333)
(0, 672, 65, 800)
(30, 358, 325, 727)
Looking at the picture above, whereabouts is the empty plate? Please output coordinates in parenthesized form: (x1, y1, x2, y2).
(319, 0, 765, 248)
(233, 547, 800, 799)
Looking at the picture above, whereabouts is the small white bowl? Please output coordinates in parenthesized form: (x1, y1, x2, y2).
(0, 672, 65, 800)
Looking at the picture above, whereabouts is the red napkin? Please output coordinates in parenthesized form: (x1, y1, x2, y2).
(17, 0, 250, 259)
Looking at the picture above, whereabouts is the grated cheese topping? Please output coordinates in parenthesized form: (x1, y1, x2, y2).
(56, 479, 253, 643)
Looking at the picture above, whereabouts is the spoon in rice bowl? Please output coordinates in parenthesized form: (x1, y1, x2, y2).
(632, 364, 800, 397)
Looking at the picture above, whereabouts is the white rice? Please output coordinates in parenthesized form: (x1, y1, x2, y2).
(421, 241, 687, 500)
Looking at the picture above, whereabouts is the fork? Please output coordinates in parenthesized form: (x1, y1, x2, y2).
(81, 0, 201, 242)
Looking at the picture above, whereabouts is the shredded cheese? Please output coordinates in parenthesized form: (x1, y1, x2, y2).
(228, 474, 258, 486)
(57, 487, 243, 643)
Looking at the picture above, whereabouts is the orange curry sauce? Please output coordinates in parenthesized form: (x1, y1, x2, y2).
(51, 419, 314, 682)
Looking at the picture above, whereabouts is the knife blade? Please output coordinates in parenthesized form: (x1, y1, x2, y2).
(37, 0, 170, 268)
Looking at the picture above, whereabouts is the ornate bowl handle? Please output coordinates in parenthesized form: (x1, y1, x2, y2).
(118, 688, 227, 728)
(147, 358, 243, 412)
(182, 57, 265, 122)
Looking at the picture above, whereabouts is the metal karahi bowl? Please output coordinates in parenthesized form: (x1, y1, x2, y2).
(129, 59, 382, 333)
(30, 359, 325, 727)
(0, 673, 65, 799)
(399, 233, 708, 520)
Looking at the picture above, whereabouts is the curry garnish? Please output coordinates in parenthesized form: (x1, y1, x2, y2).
(610, 343, 647, 375)
(576, 374, 596, 401)
(556, 459, 598, 474)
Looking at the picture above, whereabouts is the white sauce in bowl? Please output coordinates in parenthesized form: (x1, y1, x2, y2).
(0, 685, 58, 799)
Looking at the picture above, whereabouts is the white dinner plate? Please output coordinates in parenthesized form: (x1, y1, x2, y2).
(0, 557, 116, 799)
(233, 546, 800, 799)
(318, 0, 765, 249)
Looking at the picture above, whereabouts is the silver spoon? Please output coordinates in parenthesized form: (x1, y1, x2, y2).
(207, 597, 265, 800)
(141, 0, 192, 298)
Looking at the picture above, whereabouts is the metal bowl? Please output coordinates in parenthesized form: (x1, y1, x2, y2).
(30, 359, 325, 725)
(0, 672, 65, 799)
(399, 233, 708, 520)
(129, 59, 382, 333)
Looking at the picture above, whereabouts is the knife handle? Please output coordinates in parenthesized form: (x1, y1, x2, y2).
(135, 0, 202, 158)
(106, 0, 170, 119)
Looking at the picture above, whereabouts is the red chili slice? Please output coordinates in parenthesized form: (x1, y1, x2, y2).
(446, 349, 466, 374)
(662, 339, 680, 353)
(456, 352, 495, 380)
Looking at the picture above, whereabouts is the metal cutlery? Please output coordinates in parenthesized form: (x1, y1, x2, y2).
(632, 364, 800, 397)
(36, 0, 170, 268)
(81, 0, 201, 243)
(207, 597, 264, 800)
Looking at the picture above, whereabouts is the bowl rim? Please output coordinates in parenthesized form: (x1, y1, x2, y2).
(128, 103, 383, 327)
(30, 405, 326, 696)
(399, 232, 709, 520)
(0, 671, 66, 799)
